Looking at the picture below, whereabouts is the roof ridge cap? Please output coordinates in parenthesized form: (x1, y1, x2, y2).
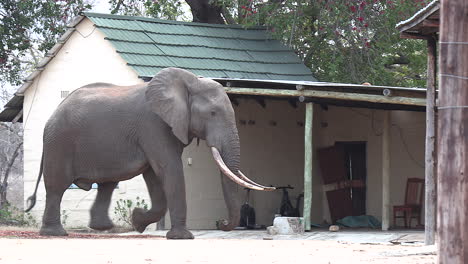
(82, 12, 267, 30)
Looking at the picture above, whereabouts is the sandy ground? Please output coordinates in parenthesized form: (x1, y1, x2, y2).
(0, 228, 436, 264)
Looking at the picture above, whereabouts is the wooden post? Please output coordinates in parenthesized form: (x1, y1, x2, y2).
(438, 0, 468, 263)
(424, 35, 437, 245)
(382, 111, 391, 231)
(303, 103, 313, 231)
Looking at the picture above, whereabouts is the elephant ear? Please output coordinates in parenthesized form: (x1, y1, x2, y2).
(146, 67, 198, 144)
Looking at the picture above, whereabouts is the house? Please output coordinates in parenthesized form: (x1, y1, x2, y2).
(0, 12, 427, 230)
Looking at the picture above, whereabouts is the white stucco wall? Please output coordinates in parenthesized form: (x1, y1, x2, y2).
(22, 17, 426, 230)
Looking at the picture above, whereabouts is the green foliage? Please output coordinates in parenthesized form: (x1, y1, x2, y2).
(113, 196, 148, 228)
(0, 203, 37, 227)
(0, 0, 92, 85)
(249, 0, 430, 87)
(109, 0, 186, 20)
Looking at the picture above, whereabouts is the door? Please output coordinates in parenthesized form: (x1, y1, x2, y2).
(318, 142, 367, 223)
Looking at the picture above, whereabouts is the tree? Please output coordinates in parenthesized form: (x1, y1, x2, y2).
(0, 0, 93, 85)
(110, 0, 430, 87)
(109, 0, 187, 21)
(256, 0, 430, 87)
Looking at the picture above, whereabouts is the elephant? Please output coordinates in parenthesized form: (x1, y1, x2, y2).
(25, 67, 274, 239)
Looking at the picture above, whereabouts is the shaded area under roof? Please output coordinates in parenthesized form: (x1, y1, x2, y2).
(0, 95, 23, 123)
(84, 12, 316, 81)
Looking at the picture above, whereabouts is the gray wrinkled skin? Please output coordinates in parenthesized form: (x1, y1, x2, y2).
(29, 68, 241, 239)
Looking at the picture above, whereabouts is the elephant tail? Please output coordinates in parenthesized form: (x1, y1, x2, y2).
(25, 152, 44, 212)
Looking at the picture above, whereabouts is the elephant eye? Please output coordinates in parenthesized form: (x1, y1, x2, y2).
(211, 111, 216, 116)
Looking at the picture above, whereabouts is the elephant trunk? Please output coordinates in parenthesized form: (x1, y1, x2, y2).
(210, 131, 275, 231)
(217, 133, 242, 231)
(209, 127, 275, 231)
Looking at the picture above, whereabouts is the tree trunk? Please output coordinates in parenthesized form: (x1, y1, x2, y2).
(185, 0, 226, 24)
(0, 142, 22, 209)
(437, 0, 468, 263)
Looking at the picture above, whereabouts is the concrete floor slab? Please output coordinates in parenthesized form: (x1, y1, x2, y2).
(121, 229, 425, 244)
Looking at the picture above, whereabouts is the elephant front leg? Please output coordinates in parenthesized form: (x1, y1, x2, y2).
(132, 169, 167, 233)
(89, 182, 118, 231)
(162, 159, 194, 239)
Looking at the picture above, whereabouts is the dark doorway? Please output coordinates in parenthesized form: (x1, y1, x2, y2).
(317, 142, 367, 223)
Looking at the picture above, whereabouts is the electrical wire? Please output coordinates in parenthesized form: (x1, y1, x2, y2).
(392, 124, 425, 169)
(439, 41, 468, 45)
(440, 73, 468, 80)
(371, 110, 383, 136)
(75, 26, 97, 39)
(22, 72, 42, 129)
(349, 108, 423, 168)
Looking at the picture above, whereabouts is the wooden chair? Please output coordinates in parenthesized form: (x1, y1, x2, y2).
(393, 178, 424, 228)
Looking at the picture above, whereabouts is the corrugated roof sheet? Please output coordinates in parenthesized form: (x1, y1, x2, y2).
(84, 12, 316, 81)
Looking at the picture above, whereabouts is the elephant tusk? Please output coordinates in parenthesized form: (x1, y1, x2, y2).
(211, 147, 263, 190)
(211, 147, 268, 191)
(238, 170, 275, 191)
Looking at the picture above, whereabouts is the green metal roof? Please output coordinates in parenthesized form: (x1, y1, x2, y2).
(84, 12, 316, 81)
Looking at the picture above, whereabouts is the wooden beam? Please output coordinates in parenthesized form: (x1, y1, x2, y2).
(382, 111, 391, 231)
(303, 103, 313, 231)
(400, 32, 430, 40)
(12, 109, 23, 124)
(423, 19, 440, 28)
(255, 98, 266, 108)
(288, 99, 298, 108)
(437, 0, 468, 263)
(225, 87, 426, 107)
(424, 35, 437, 246)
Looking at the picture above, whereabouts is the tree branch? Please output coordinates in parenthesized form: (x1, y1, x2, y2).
(221, 6, 235, 25)
(0, 123, 15, 133)
(111, 0, 125, 14)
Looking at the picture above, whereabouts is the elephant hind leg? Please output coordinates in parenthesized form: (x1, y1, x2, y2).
(132, 169, 167, 233)
(89, 182, 118, 231)
(40, 189, 68, 236)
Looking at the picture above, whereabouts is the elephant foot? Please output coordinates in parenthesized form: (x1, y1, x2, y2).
(132, 207, 166, 233)
(132, 207, 151, 233)
(89, 218, 114, 231)
(166, 227, 194, 239)
(40, 224, 68, 236)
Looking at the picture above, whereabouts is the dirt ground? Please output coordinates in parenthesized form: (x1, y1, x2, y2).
(0, 228, 436, 264)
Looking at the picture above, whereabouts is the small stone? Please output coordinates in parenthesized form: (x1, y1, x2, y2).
(329, 225, 340, 232)
(266, 226, 278, 235)
(272, 217, 304, 235)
